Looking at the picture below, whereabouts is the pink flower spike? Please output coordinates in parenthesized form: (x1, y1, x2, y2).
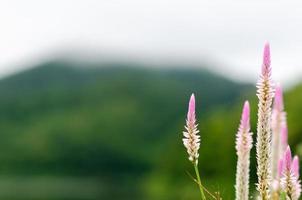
(256, 42, 274, 199)
(281, 124, 288, 150)
(262, 42, 271, 76)
(285, 146, 292, 171)
(278, 158, 284, 178)
(187, 93, 196, 123)
(280, 151, 302, 200)
(235, 101, 252, 200)
(274, 84, 284, 111)
(271, 83, 286, 180)
(183, 93, 200, 164)
(236, 100, 252, 154)
(292, 156, 300, 177)
(241, 101, 250, 130)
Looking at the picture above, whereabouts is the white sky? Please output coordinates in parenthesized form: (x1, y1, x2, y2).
(0, 0, 302, 86)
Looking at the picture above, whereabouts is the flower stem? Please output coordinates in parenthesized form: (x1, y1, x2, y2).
(194, 163, 206, 200)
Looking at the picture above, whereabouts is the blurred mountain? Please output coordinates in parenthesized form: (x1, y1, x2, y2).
(0, 60, 254, 199)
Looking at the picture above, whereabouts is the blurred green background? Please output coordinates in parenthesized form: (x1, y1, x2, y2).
(1, 1, 302, 199)
(0, 60, 300, 200)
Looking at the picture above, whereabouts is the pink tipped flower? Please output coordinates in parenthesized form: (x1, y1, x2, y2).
(280, 147, 301, 200)
(235, 101, 253, 200)
(235, 101, 252, 154)
(262, 42, 271, 76)
(292, 156, 300, 177)
(271, 84, 287, 181)
(187, 94, 196, 123)
(281, 124, 288, 152)
(183, 94, 200, 164)
(284, 146, 292, 171)
(274, 84, 284, 111)
(241, 101, 250, 131)
(256, 43, 274, 199)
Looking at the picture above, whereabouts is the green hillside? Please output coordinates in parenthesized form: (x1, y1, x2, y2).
(0, 60, 253, 199)
(0, 61, 251, 173)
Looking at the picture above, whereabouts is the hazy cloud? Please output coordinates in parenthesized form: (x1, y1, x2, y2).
(0, 0, 302, 85)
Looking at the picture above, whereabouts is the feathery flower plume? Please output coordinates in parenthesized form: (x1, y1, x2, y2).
(284, 146, 292, 171)
(235, 101, 253, 200)
(271, 84, 287, 180)
(280, 146, 301, 200)
(280, 124, 288, 152)
(292, 156, 300, 177)
(256, 43, 274, 200)
(183, 94, 200, 164)
(289, 155, 301, 200)
(182, 94, 206, 200)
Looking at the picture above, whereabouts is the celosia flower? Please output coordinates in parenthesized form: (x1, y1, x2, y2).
(183, 93, 200, 164)
(256, 43, 274, 200)
(235, 101, 253, 200)
(280, 124, 288, 152)
(292, 156, 300, 177)
(280, 146, 301, 200)
(271, 84, 287, 180)
(284, 146, 292, 171)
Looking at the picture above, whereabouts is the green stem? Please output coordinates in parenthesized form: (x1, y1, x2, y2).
(194, 163, 206, 200)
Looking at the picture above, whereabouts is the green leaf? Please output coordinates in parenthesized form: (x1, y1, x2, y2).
(280, 192, 287, 200)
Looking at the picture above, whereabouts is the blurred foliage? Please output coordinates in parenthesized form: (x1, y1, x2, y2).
(0, 60, 300, 199)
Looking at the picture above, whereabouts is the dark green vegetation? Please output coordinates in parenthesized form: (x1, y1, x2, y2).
(0, 60, 299, 199)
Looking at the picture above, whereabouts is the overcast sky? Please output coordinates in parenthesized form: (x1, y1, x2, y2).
(1, 0, 302, 86)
